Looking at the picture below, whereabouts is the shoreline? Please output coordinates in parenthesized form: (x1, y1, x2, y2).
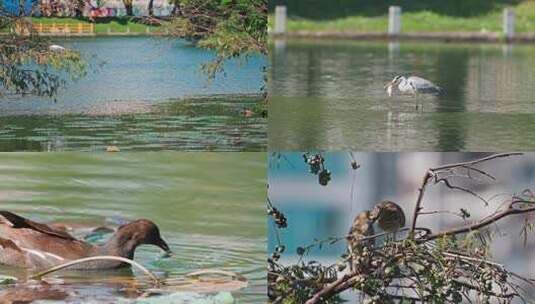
(271, 31, 535, 43)
(0, 32, 168, 37)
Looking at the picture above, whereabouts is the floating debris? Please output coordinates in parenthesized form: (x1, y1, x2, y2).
(0, 275, 17, 285)
(106, 146, 120, 152)
(1, 285, 68, 303)
(136, 291, 234, 304)
(240, 109, 255, 118)
(49, 44, 66, 52)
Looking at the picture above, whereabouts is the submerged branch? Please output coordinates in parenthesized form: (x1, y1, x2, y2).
(31, 256, 160, 286)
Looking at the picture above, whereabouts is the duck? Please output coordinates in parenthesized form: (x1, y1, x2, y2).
(0, 211, 171, 270)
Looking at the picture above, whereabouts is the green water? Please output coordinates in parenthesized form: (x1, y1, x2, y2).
(269, 39, 535, 151)
(0, 152, 266, 303)
(0, 96, 266, 152)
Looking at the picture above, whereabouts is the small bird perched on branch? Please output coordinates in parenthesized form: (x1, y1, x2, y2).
(346, 201, 406, 271)
(371, 200, 406, 236)
(347, 210, 375, 272)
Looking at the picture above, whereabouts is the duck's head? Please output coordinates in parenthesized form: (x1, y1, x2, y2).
(115, 219, 171, 255)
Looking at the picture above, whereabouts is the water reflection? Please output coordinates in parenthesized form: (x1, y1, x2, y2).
(0, 152, 266, 303)
(268, 152, 535, 299)
(269, 39, 535, 151)
(1, 36, 266, 151)
(4, 36, 265, 107)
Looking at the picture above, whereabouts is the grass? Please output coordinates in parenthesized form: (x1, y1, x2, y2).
(29, 17, 163, 34)
(269, 1, 535, 33)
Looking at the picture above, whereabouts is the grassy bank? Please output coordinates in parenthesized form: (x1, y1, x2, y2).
(30, 17, 163, 33)
(269, 1, 535, 33)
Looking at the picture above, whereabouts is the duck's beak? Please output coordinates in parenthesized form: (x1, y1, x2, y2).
(155, 237, 172, 254)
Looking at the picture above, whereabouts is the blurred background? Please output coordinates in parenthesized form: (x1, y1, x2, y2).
(268, 0, 525, 20)
(268, 0, 533, 30)
(268, 152, 535, 292)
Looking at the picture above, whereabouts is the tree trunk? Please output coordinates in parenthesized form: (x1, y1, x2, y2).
(148, 0, 154, 16)
(18, 0, 25, 16)
(171, 2, 181, 17)
(73, 0, 84, 18)
(123, 1, 133, 16)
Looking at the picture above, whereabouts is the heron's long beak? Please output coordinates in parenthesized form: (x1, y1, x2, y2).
(384, 81, 394, 89)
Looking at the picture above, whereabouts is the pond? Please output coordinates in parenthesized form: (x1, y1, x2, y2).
(0, 152, 266, 303)
(0, 36, 266, 151)
(269, 39, 535, 151)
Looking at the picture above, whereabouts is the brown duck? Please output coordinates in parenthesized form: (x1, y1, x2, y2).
(0, 211, 171, 270)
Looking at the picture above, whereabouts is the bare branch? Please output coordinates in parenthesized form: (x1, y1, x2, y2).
(408, 153, 523, 238)
(418, 199, 535, 243)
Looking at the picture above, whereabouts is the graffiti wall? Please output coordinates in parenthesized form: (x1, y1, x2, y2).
(35, 0, 173, 17)
(84, 0, 173, 17)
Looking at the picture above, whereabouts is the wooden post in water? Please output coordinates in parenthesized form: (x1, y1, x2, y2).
(503, 8, 515, 40)
(388, 6, 401, 35)
(274, 5, 287, 35)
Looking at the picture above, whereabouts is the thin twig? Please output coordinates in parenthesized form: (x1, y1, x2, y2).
(408, 153, 522, 238)
(31, 255, 160, 286)
(418, 199, 535, 243)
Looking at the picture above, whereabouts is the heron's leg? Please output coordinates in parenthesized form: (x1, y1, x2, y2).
(418, 98, 424, 113)
(413, 91, 420, 110)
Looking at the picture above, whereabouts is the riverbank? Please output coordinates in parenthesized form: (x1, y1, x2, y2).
(23, 17, 167, 37)
(269, 2, 535, 33)
(268, 1, 535, 42)
(273, 31, 535, 43)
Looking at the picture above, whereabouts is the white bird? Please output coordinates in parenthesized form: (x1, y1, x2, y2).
(384, 75, 442, 97)
(48, 44, 66, 52)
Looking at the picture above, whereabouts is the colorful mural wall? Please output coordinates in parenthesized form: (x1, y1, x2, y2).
(84, 0, 173, 17)
(2, 0, 173, 17)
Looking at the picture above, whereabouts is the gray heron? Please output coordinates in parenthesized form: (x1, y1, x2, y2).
(384, 75, 442, 97)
